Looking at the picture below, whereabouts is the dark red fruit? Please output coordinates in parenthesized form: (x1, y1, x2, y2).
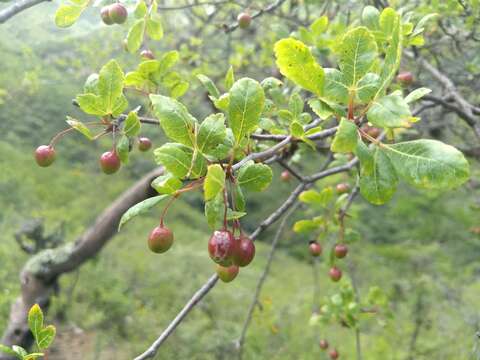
(334, 244, 348, 259)
(232, 235, 255, 267)
(319, 339, 329, 350)
(309, 241, 322, 257)
(99, 150, 121, 174)
(100, 6, 114, 25)
(148, 226, 174, 254)
(280, 170, 291, 182)
(138, 137, 152, 152)
(109, 3, 128, 24)
(35, 145, 56, 167)
(237, 12, 252, 29)
(208, 230, 235, 265)
(335, 183, 350, 194)
(140, 50, 155, 59)
(329, 267, 342, 282)
(329, 348, 339, 359)
(216, 264, 239, 283)
(396, 71, 413, 86)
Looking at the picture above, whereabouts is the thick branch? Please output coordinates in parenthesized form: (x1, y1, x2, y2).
(0, 0, 49, 24)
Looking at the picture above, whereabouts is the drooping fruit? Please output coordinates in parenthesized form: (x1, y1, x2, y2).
(329, 348, 339, 359)
(109, 3, 128, 24)
(99, 150, 121, 174)
(334, 244, 348, 259)
(140, 49, 155, 59)
(35, 145, 56, 167)
(216, 264, 239, 283)
(280, 170, 291, 182)
(208, 230, 235, 265)
(237, 12, 252, 29)
(138, 137, 152, 152)
(232, 235, 255, 267)
(396, 71, 413, 86)
(100, 6, 114, 25)
(329, 267, 342, 282)
(309, 241, 322, 257)
(335, 183, 350, 194)
(319, 339, 329, 350)
(148, 226, 174, 254)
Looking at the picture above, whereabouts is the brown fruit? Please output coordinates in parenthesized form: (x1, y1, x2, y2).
(319, 339, 329, 350)
(335, 183, 350, 194)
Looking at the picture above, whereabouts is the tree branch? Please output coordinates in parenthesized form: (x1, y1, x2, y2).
(0, 0, 49, 24)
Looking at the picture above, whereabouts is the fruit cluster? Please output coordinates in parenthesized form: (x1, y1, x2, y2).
(100, 3, 128, 26)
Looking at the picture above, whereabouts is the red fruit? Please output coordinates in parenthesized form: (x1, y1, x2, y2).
(100, 6, 114, 25)
(35, 145, 56, 167)
(329, 348, 339, 359)
(99, 150, 121, 174)
(280, 170, 291, 182)
(138, 137, 152, 152)
(335, 183, 350, 194)
(309, 242, 322, 257)
(148, 226, 174, 254)
(396, 71, 413, 86)
(367, 127, 381, 138)
(237, 12, 252, 29)
(329, 267, 342, 282)
(208, 230, 235, 265)
(319, 339, 329, 350)
(232, 235, 255, 267)
(109, 3, 128, 24)
(140, 50, 155, 59)
(216, 264, 239, 283)
(334, 244, 348, 259)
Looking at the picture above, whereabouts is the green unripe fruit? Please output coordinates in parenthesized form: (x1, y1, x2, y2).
(216, 264, 239, 283)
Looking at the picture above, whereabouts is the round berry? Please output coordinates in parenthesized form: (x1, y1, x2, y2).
(309, 241, 322, 257)
(109, 3, 128, 24)
(208, 230, 235, 266)
(329, 348, 339, 359)
(232, 235, 255, 267)
(138, 137, 152, 152)
(319, 339, 329, 350)
(335, 183, 350, 195)
(367, 126, 381, 138)
(237, 12, 252, 29)
(148, 226, 174, 254)
(216, 264, 239, 283)
(99, 150, 121, 174)
(396, 71, 413, 86)
(280, 170, 291, 182)
(35, 145, 56, 167)
(140, 49, 155, 60)
(334, 244, 348, 259)
(100, 6, 114, 25)
(329, 267, 342, 282)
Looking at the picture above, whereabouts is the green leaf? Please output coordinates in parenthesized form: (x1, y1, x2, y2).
(170, 81, 189, 98)
(356, 141, 398, 205)
(356, 73, 380, 103)
(204, 164, 225, 201)
(158, 51, 179, 73)
(0, 345, 16, 357)
(98, 60, 125, 115)
(404, 87, 431, 103)
(237, 161, 273, 192)
(146, 16, 163, 40)
(324, 68, 349, 104)
(362, 6, 380, 30)
(290, 121, 304, 138)
(226, 209, 247, 220)
(127, 19, 146, 53)
(36, 325, 55, 350)
(205, 192, 223, 230)
(308, 98, 333, 120)
(151, 173, 182, 195)
(119, 195, 169, 230)
(76, 94, 107, 116)
(214, 93, 229, 111)
(150, 95, 197, 147)
(367, 94, 412, 128)
(116, 135, 130, 165)
(228, 78, 265, 144)
(331, 119, 359, 153)
(66, 117, 93, 140)
(293, 219, 321, 233)
(12, 346, 27, 358)
(274, 38, 324, 96)
(197, 113, 227, 154)
(83, 73, 99, 94)
(197, 74, 220, 98)
(24, 354, 44, 360)
(224, 66, 235, 90)
(55, 4, 84, 28)
(310, 16, 328, 36)
(28, 304, 44, 340)
(154, 143, 207, 179)
(299, 190, 324, 204)
(337, 27, 378, 86)
(134, 0, 147, 18)
(123, 112, 141, 137)
(382, 140, 470, 190)
(232, 182, 246, 212)
(111, 95, 129, 117)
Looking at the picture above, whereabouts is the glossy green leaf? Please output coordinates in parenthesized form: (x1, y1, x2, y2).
(118, 195, 169, 230)
(123, 112, 141, 137)
(237, 161, 273, 192)
(170, 81, 189, 98)
(289, 93, 304, 118)
(150, 94, 197, 147)
(232, 182, 246, 212)
(308, 98, 333, 120)
(154, 143, 207, 179)
(382, 140, 470, 190)
(197, 114, 227, 154)
(116, 135, 130, 165)
(151, 173, 182, 195)
(225, 66, 235, 90)
(197, 74, 220, 98)
(356, 73, 380, 103)
(66, 117, 93, 140)
(290, 121, 304, 138)
(274, 38, 324, 96)
(205, 192, 223, 230)
(55, 4, 84, 28)
(362, 6, 380, 30)
(367, 94, 412, 128)
(404, 87, 431, 103)
(293, 219, 321, 233)
(204, 164, 225, 201)
(331, 119, 359, 153)
(98, 60, 125, 115)
(226, 209, 247, 220)
(28, 304, 43, 339)
(127, 19, 146, 53)
(76, 94, 107, 116)
(12, 346, 27, 358)
(324, 68, 349, 104)
(83, 73, 99, 94)
(146, 16, 163, 40)
(37, 325, 55, 350)
(228, 78, 265, 144)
